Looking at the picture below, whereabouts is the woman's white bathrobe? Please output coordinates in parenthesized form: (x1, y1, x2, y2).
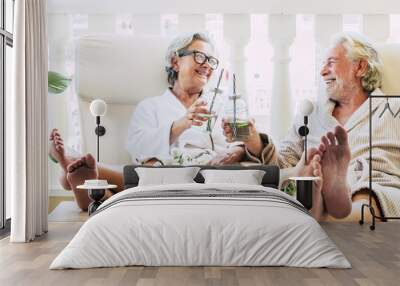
(247, 89, 400, 217)
(126, 89, 233, 165)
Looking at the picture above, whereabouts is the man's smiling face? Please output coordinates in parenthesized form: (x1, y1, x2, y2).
(320, 44, 361, 101)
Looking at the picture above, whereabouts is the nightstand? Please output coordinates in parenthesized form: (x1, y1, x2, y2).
(77, 180, 117, 215)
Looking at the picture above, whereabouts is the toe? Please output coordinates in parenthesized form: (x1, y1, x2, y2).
(67, 159, 82, 172)
(327, 132, 336, 145)
(313, 154, 321, 162)
(335, 125, 348, 146)
(312, 161, 317, 169)
(67, 163, 75, 173)
(306, 147, 318, 163)
(321, 136, 330, 147)
(50, 128, 59, 138)
(85, 153, 97, 169)
(318, 143, 326, 153)
(56, 144, 64, 152)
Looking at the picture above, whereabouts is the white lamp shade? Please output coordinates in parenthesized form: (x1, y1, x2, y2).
(299, 99, 314, 116)
(90, 99, 107, 117)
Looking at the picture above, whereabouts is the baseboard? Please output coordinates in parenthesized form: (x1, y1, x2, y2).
(49, 188, 74, 197)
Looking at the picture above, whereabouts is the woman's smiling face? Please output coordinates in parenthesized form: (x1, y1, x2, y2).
(172, 40, 216, 92)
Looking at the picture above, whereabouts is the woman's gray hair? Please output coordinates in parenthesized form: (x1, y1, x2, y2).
(165, 32, 216, 87)
(331, 32, 383, 93)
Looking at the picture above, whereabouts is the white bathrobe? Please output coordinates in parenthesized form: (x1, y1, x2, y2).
(126, 89, 233, 165)
(247, 89, 400, 217)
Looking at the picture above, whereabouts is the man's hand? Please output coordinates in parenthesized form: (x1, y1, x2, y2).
(222, 118, 264, 157)
(209, 146, 246, 165)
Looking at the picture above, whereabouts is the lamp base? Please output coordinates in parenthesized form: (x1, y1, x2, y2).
(290, 177, 320, 210)
(87, 188, 106, 215)
(95, 125, 106, 136)
(88, 201, 103, 216)
(298, 125, 309, 136)
(296, 180, 313, 210)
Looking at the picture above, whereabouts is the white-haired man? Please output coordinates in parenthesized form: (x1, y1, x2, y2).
(224, 32, 400, 221)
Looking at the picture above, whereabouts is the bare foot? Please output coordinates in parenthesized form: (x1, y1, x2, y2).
(67, 154, 99, 211)
(318, 125, 352, 218)
(295, 147, 321, 177)
(49, 129, 75, 190)
(295, 148, 324, 220)
(309, 155, 324, 221)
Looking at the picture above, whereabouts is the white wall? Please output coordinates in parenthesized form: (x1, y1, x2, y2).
(48, 0, 400, 14)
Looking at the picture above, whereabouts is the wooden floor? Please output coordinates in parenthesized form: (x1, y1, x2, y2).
(48, 196, 74, 213)
(1, 210, 400, 286)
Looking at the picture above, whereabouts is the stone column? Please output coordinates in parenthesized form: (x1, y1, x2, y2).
(131, 14, 161, 36)
(88, 14, 116, 34)
(178, 14, 206, 33)
(48, 14, 72, 73)
(47, 14, 73, 194)
(315, 15, 342, 98)
(362, 14, 390, 43)
(268, 14, 296, 141)
(223, 14, 251, 96)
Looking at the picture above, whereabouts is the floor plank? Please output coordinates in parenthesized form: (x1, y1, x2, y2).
(48, 201, 88, 222)
(48, 197, 74, 213)
(1, 220, 400, 286)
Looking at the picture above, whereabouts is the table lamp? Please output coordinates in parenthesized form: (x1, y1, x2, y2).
(292, 99, 316, 210)
(298, 99, 314, 164)
(81, 99, 110, 215)
(89, 99, 107, 162)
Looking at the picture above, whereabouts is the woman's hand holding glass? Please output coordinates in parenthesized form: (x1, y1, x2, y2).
(222, 118, 264, 157)
(185, 99, 211, 128)
(170, 100, 211, 144)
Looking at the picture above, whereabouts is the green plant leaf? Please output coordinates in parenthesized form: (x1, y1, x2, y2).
(48, 71, 71, 94)
(282, 181, 296, 196)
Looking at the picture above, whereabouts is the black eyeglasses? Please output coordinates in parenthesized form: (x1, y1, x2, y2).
(177, 50, 219, 70)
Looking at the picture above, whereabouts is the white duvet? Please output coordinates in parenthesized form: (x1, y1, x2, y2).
(50, 183, 351, 269)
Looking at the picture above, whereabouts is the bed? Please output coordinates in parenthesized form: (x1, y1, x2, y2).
(50, 165, 350, 269)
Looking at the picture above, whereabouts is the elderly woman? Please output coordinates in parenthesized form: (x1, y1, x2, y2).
(125, 32, 244, 165)
(224, 31, 400, 221)
(49, 32, 245, 211)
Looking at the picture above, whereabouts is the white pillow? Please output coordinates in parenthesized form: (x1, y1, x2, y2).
(135, 167, 200, 186)
(200, 169, 266, 185)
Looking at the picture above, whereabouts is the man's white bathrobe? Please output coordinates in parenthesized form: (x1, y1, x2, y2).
(247, 89, 400, 217)
(126, 89, 234, 165)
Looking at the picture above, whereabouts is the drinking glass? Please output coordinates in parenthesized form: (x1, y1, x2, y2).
(191, 91, 223, 133)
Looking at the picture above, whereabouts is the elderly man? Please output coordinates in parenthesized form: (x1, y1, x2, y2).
(224, 32, 400, 221)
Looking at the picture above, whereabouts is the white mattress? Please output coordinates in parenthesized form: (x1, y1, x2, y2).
(50, 183, 351, 269)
